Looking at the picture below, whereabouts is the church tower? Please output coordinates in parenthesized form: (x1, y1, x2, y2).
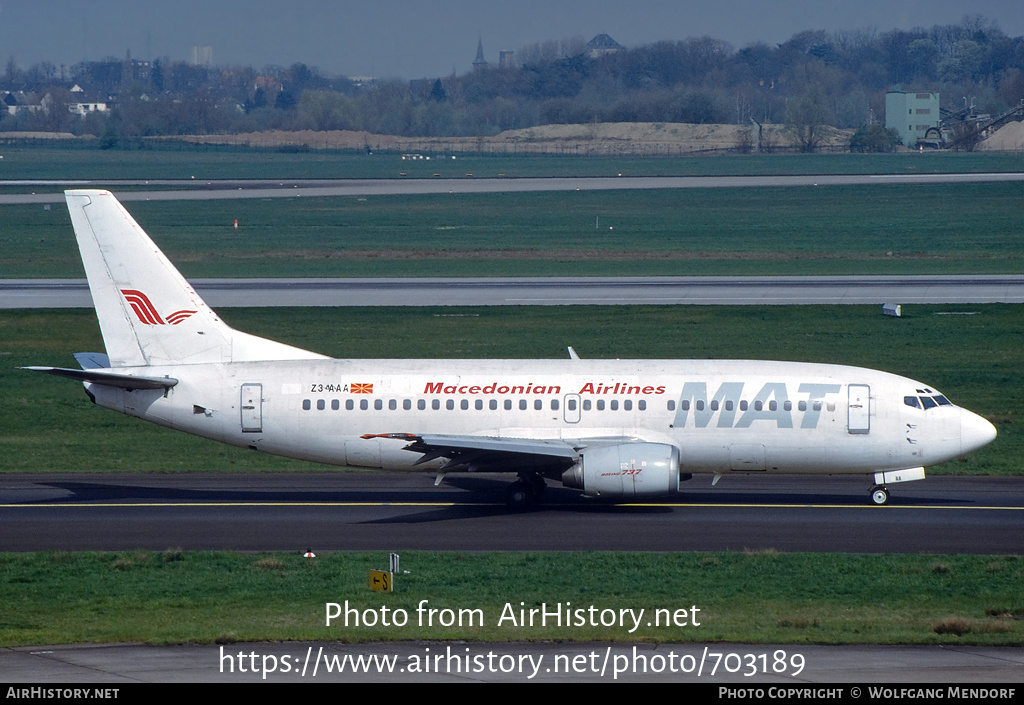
(473, 37, 488, 70)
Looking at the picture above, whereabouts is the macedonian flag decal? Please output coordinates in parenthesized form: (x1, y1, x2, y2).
(351, 383, 374, 394)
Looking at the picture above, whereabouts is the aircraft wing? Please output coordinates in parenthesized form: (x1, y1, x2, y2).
(361, 432, 581, 473)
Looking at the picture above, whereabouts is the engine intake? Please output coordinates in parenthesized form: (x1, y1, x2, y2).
(562, 443, 680, 498)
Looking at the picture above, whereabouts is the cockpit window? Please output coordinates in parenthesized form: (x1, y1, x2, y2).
(905, 392, 953, 410)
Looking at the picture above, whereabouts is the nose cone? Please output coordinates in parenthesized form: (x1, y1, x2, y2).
(961, 409, 997, 454)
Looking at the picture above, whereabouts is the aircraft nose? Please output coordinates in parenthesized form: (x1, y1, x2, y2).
(961, 409, 997, 454)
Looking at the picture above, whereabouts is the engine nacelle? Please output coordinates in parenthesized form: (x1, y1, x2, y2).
(561, 443, 680, 498)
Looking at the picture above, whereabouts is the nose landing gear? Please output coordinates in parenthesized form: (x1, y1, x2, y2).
(870, 486, 890, 506)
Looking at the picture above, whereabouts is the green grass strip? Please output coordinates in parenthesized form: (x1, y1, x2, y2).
(1, 551, 1021, 647)
(3, 182, 1024, 277)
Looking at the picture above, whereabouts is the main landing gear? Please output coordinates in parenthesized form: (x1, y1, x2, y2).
(505, 473, 547, 509)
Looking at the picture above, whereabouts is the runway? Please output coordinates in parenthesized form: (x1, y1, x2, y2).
(2, 473, 1021, 553)
(2, 171, 1024, 205)
(5, 274, 1024, 308)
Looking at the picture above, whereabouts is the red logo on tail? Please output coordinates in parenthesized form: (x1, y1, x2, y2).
(121, 290, 197, 326)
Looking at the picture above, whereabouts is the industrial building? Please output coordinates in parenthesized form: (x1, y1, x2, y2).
(885, 90, 941, 147)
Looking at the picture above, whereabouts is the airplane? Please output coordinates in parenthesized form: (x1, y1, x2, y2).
(26, 189, 997, 507)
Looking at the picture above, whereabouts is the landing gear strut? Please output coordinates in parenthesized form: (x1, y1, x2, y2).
(870, 486, 890, 506)
(505, 473, 547, 509)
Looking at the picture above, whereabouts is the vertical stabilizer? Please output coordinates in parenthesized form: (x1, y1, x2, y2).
(66, 190, 325, 367)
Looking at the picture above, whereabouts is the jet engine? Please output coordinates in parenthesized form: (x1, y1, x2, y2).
(561, 443, 680, 498)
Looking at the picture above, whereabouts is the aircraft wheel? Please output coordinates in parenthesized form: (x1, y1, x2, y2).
(870, 486, 890, 506)
(505, 481, 535, 509)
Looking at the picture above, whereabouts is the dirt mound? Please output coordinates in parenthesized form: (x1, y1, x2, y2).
(981, 120, 1024, 151)
(163, 122, 853, 155)
(0, 131, 78, 140)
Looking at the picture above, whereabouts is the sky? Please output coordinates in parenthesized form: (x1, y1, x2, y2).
(2, 1, 1023, 80)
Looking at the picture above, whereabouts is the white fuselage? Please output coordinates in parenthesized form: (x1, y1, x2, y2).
(84, 357, 993, 478)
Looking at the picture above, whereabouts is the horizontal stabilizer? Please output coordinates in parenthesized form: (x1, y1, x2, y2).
(23, 366, 178, 390)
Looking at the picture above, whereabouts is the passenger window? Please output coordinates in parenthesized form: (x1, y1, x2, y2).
(638, 400, 646, 411)
(432, 399, 440, 410)
(388, 399, 397, 410)
(597, 400, 605, 411)
(447, 400, 455, 410)
(475, 400, 483, 410)
(374, 399, 383, 410)
(460, 400, 469, 410)
(667, 400, 675, 411)
(583, 400, 592, 411)
(332, 400, 340, 410)
(403, 399, 412, 410)
(504, 400, 512, 411)
(360, 399, 368, 410)
(520, 400, 528, 411)
(725, 400, 734, 411)
(302, 399, 311, 410)
(534, 399, 543, 410)
(798, 401, 807, 411)
(417, 399, 426, 410)
(740, 401, 748, 411)
(568, 399, 577, 411)
(611, 400, 619, 411)
(346, 399, 354, 410)
(317, 399, 325, 410)
(490, 400, 498, 410)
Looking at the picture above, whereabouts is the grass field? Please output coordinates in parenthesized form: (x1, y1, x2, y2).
(3, 181, 1024, 277)
(2, 550, 1022, 646)
(2, 144, 1024, 181)
(1, 304, 1018, 474)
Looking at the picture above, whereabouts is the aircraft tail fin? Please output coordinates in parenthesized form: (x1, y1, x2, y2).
(65, 190, 325, 367)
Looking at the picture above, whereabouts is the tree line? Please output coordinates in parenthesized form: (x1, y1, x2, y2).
(2, 15, 1023, 146)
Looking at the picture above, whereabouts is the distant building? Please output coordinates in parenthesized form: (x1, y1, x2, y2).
(885, 90, 940, 147)
(2, 91, 43, 116)
(473, 38, 487, 70)
(68, 85, 109, 116)
(192, 45, 214, 67)
(499, 50, 516, 68)
(586, 34, 623, 58)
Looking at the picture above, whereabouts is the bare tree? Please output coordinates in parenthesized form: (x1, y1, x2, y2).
(785, 87, 830, 152)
